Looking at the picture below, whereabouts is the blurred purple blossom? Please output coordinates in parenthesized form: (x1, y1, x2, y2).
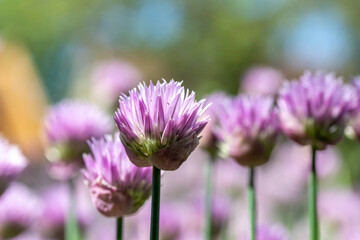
(0, 184, 39, 239)
(91, 60, 141, 102)
(36, 184, 92, 239)
(216, 95, 280, 167)
(82, 134, 152, 217)
(242, 225, 289, 240)
(347, 76, 360, 141)
(241, 67, 284, 97)
(0, 136, 27, 195)
(278, 71, 357, 149)
(114, 80, 209, 170)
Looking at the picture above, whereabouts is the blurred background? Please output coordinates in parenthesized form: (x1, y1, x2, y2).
(1, 0, 360, 239)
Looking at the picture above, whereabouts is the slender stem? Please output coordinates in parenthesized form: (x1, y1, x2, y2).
(309, 146, 319, 240)
(248, 167, 256, 240)
(150, 166, 161, 240)
(205, 156, 214, 240)
(116, 218, 123, 240)
(65, 179, 81, 240)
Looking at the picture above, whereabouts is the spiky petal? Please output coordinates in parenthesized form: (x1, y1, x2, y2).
(114, 80, 209, 170)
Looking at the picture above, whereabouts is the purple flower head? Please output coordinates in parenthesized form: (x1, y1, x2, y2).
(0, 184, 39, 239)
(241, 67, 284, 97)
(216, 95, 280, 167)
(278, 71, 357, 149)
(44, 100, 112, 164)
(0, 136, 27, 195)
(347, 76, 360, 141)
(91, 60, 141, 100)
(199, 92, 228, 155)
(114, 80, 209, 170)
(82, 134, 152, 217)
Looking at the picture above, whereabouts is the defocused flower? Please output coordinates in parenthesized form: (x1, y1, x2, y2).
(36, 184, 91, 239)
(0, 184, 38, 239)
(347, 76, 360, 141)
(241, 67, 284, 97)
(82, 134, 152, 217)
(319, 188, 360, 226)
(91, 60, 141, 102)
(242, 225, 289, 240)
(114, 80, 209, 170)
(278, 71, 357, 149)
(44, 100, 112, 176)
(216, 95, 280, 167)
(0, 136, 27, 195)
(199, 92, 228, 155)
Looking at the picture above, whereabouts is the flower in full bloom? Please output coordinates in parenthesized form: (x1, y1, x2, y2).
(278, 71, 357, 149)
(44, 100, 112, 166)
(114, 80, 209, 170)
(199, 92, 228, 155)
(240, 66, 284, 97)
(91, 60, 141, 102)
(216, 95, 280, 167)
(0, 184, 38, 239)
(0, 136, 27, 195)
(82, 134, 152, 217)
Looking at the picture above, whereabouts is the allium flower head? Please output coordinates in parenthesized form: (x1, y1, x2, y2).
(44, 100, 112, 164)
(278, 71, 357, 149)
(82, 134, 152, 217)
(241, 67, 284, 97)
(114, 80, 209, 170)
(216, 95, 279, 167)
(0, 136, 27, 195)
(0, 184, 38, 239)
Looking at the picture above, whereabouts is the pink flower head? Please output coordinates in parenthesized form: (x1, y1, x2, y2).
(82, 134, 152, 217)
(216, 95, 280, 167)
(114, 80, 209, 170)
(347, 76, 360, 141)
(0, 136, 27, 195)
(44, 100, 112, 165)
(241, 67, 284, 97)
(278, 71, 357, 149)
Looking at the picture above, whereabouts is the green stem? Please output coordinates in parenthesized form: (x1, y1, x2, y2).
(117, 218, 123, 240)
(248, 167, 256, 240)
(150, 166, 161, 240)
(309, 146, 319, 240)
(65, 179, 81, 240)
(205, 156, 214, 240)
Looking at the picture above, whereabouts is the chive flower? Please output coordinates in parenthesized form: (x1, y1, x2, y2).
(278, 71, 357, 150)
(82, 134, 152, 217)
(216, 95, 280, 167)
(114, 80, 209, 170)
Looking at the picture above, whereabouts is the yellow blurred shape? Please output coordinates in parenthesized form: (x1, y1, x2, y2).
(0, 41, 48, 161)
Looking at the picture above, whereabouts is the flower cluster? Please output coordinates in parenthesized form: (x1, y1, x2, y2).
(114, 80, 209, 170)
(82, 134, 152, 217)
(347, 76, 360, 141)
(216, 95, 280, 167)
(278, 71, 357, 149)
(0, 136, 27, 195)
